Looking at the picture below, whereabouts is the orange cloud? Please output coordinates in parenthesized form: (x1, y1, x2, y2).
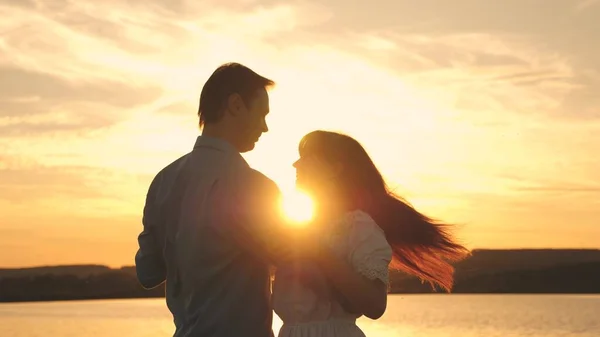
(1, 0, 599, 267)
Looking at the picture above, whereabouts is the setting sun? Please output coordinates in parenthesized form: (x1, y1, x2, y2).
(281, 191, 315, 225)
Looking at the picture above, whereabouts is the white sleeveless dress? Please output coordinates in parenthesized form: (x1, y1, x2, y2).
(272, 210, 393, 337)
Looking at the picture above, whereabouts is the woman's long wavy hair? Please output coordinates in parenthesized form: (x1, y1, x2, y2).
(299, 130, 470, 292)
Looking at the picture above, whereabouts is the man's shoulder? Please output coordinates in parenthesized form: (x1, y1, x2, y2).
(154, 152, 194, 178)
(159, 154, 190, 175)
(246, 168, 276, 184)
(146, 154, 191, 191)
(216, 166, 281, 203)
(242, 168, 280, 194)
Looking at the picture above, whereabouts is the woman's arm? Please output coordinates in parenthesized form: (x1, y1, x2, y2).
(301, 211, 392, 319)
(318, 252, 388, 319)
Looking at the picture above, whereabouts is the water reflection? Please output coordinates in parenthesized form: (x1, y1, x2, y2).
(0, 295, 599, 337)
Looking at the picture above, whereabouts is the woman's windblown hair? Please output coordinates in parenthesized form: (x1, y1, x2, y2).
(299, 130, 470, 292)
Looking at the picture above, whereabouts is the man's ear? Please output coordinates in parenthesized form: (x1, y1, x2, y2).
(226, 93, 245, 117)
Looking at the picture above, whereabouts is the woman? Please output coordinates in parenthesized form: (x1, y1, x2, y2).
(273, 130, 469, 337)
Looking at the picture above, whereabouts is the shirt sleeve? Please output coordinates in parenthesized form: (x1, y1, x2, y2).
(346, 211, 393, 285)
(135, 172, 167, 289)
(208, 168, 296, 265)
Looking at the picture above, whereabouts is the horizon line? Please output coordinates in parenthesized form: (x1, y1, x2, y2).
(2, 247, 600, 270)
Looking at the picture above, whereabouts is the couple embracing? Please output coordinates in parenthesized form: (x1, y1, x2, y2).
(135, 62, 468, 337)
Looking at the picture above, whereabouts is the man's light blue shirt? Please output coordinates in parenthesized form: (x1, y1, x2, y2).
(135, 135, 282, 337)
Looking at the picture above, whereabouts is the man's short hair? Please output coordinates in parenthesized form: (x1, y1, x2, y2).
(198, 63, 275, 126)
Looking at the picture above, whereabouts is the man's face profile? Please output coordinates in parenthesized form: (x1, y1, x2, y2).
(236, 88, 270, 152)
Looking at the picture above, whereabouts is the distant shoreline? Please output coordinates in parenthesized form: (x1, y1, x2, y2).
(2, 293, 600, 305)
(2, 249, 600, 303)
(3, 248, 599, 271)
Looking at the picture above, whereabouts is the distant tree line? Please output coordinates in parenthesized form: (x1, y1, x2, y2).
(2, 250, 600, 302)
(389, 262, 600, 294)
(0, 268, 163, 302)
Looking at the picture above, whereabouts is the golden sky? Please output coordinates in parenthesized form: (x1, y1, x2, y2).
(1, 0, 599, 268)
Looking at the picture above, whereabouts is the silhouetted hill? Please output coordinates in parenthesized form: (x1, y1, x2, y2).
(0, 266, 161, 302)
(453, 261, 600, 293)
(1, 249, 599, 302)
(456, 249, 600, 276)
(387, 249, 600, 292)
(0, 265, 112, 278)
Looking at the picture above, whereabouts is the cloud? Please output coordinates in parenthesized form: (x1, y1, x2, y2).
(0, 66, 162, 114)
(268, 24, 596, 128)
(0, 163, 149, 203)
(154, 101, 197, 116)
(497, 173, 600, 194)
(0, 0, 335, 139)
(0, 74, 164, 139)
(575, 0, 600, 12)
(0, 66, 163, 137)
(515, 186, 600, 193)
(0, 0, 599, 266)
(341, 32, 590, 123)
(269, 2, 600, 124)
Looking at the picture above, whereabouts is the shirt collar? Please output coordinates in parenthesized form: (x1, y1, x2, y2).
(193, 135, 240, 155)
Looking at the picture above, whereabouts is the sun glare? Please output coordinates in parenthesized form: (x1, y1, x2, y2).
(281, 191, 314, 225)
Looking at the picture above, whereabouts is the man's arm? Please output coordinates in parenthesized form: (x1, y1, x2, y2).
(208, 169, 300, 266)
(135, 173, 167, 289)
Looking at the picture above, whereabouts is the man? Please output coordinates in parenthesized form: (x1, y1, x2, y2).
(135, 63, 292, 337)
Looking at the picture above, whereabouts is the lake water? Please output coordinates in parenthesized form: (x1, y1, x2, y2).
(0, 295, 598, 337)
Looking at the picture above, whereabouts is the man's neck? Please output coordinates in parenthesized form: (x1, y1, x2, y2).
(201, 125, 240, 152)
